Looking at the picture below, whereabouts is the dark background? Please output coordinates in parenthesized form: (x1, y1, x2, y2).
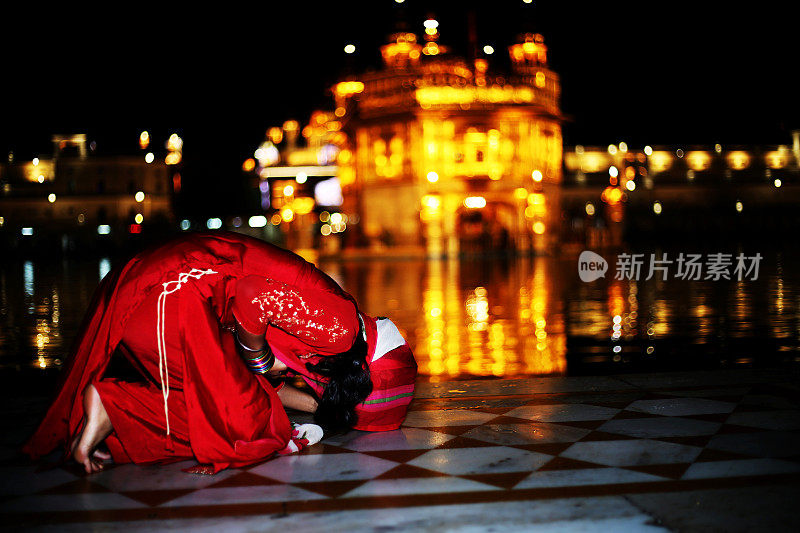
(2, 1, 798, 214)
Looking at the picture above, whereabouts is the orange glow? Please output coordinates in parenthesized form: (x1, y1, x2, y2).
(165, 152, 182, 165)
(463, 196, 486, 209)
(608, 282, 625, 317)
(292, 197, 315, 215)
(338, 149, 353, 164)
(765, 150, 789, 169)
(726, 151, 751, 170)
(338, 166, 355, 186)
(420, 194, 442, 221)
(381, 33, 422, 67)
(509, 33, 548, 65)
(648, 151, 673, 173)
(685, 151, 711, 171)
(242, 158, 256, 172)
(601, 186, 623, 205)
(564, 150, 611, 173)
(415, 86, 536, 107)
(347, 30, 562, 255)
(527, 192, 545, 206)
(167, 134, 183, 152)
(334, 81, 365, 98)
(268, 127, 284, 144)
(422, 42, 440, 56)
(23, 159, 54, 183)
(312, 111, 328, 125)
(624, 166, 635, 179)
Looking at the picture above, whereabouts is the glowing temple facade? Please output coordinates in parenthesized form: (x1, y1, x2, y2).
(334, 27, 563, 257)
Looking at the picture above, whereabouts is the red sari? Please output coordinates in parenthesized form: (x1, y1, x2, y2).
(23, 231, 359, 472)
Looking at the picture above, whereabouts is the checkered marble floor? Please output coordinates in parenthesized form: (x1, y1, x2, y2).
(2, 368, 799, 531)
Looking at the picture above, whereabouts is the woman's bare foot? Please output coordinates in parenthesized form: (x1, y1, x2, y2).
(71, 384, 113, 474)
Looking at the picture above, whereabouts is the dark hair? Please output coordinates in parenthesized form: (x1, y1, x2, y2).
(306, 326, 372, 432)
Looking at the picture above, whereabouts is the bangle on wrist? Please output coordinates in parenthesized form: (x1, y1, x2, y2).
(233, 329, 275, 374)
(235, 329, 266, 353)
(245, 348, 275, 374)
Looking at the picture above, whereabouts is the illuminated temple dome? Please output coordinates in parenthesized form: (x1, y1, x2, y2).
(333, 22, 563, 256)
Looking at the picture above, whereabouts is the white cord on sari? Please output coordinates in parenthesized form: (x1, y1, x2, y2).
(156, 268, 218, 438)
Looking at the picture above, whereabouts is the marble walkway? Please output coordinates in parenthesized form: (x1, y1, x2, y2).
(1, 367, 799, 532)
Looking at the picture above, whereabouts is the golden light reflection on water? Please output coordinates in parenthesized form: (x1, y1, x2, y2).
(327, 257, 568, 381)
(324, 251, 800, 378)
(0, 259, 97, 371)
(2, 250, 800, 377)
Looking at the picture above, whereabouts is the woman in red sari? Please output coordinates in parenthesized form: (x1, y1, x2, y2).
(23, 231, 416, 474)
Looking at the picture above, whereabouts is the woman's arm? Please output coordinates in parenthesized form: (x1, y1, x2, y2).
(232, 275, 359, 354)
(277, 383, 319, 413)
(235, 323, 267, 351)
(233, 323, 288, 375)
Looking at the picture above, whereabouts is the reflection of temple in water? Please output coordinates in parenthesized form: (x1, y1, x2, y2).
(3, 252, 797, 379)
(322, 256, 568, 381)
(334, 26, 563, 257)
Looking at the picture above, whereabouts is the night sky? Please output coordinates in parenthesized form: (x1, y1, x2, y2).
(3, 1, 798, 212)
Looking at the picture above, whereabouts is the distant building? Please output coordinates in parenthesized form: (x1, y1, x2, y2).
(560, 132, 800, 247)
(333, 24, 563, 257)
(0, 134, 174, 252)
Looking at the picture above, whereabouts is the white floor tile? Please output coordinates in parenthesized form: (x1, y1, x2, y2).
(342, 476, 500, 498)
(462, 422, 589, 445)
(23, 496, 669, 532)
(248, 452, 398, 483)
(160, 484, 327, 507)
(515, 467, 666, 489)
(561, 439, 702, 467)
(408, 446, 552, 475)
(89, 461, 239, 492)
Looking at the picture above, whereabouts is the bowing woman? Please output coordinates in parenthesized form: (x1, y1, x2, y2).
(23, 231, 416, 474)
